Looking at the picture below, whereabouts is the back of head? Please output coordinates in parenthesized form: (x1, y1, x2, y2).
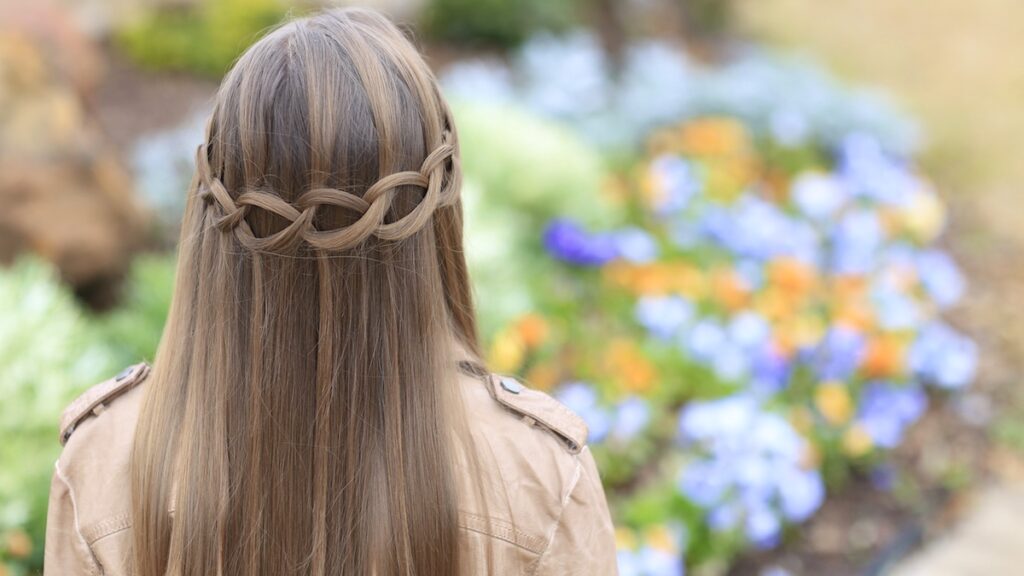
(131, 8, 483, 575)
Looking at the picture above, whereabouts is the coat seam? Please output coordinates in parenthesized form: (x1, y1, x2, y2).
(527, 450, 584, 576)
(55, 460, 103, 576)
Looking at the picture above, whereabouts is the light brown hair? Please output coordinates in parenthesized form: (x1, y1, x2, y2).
(130, 8, 485, 575)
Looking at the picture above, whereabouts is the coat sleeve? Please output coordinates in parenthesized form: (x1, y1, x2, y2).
(44, 460, 101, 576)
(533, 446, 619, 575)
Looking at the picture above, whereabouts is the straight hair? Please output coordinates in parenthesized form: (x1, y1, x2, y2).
(130, 8, 486, 575)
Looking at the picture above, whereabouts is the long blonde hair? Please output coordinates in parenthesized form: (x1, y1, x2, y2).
(131, 8, 484, 575)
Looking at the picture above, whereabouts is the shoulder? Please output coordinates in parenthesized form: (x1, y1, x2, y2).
(59, 362, 151, 446)
(456, 370, 597, 553)
(478, 371, 589, 455)
(53, 363, 150, 534)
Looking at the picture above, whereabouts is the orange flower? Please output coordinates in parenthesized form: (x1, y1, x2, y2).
(710, 267, 750, 311)
(514, 314, 549, 348)
(605, 339, 657, 393)
(4, 529, 32, 559)
(677, 117, 751, 157)
(525, 362, 559, 392)
(602, 261, 706, 298)
(861, 333, 908, 378)
(767, 257, 819, 298)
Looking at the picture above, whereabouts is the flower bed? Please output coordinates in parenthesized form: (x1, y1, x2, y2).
(447, 34, 976, 574)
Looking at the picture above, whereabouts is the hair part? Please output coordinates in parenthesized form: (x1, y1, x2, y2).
(131, 8, 485, 575)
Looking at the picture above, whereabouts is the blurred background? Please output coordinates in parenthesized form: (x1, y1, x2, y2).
(1, 0, 1021, 574)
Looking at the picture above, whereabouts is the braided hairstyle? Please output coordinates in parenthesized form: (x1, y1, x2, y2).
(131, 8, 487, 576)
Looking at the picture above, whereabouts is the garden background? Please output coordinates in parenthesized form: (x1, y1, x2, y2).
(2, 0, 1022, 574)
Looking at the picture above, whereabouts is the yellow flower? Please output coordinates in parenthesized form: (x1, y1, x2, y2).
(902, 186, 947, 243)
(678, 117, 751, 157)
(815, 382, 853, 426)
(843, 424, 874, 457)
(615, 527, 638, 551)
(644, 524, 678, 554)
(488, 329, 525, 373)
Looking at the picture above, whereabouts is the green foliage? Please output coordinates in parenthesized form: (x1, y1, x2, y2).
(0, 259, 119, 573)
(453, 100, 618, 334)
(115, 0, 291, 77)
(91, 254, 177, 367)
(421, 0, 579, 49)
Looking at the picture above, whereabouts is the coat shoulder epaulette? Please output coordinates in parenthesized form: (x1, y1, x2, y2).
(59, 362, 151, 445)
(484, 373, 588, 454)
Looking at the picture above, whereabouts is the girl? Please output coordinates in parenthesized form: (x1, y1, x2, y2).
(44, 7, 617, 575)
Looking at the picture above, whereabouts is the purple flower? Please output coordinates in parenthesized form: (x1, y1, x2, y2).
(837, 133, 917, 207)
(909, 322, 978, 389)
(856, 382, 928, 448)
(814, 327, 867, 380)
(746, 504, 782, 549)
(543, 218, 618, 265)
(751, 345, 791, 395)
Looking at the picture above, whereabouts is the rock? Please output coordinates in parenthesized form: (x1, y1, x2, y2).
(0, 4, 149, 308)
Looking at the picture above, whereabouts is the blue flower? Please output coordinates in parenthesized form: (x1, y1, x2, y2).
(543, 218, 618, 266)
(791, 172, 848, 221)
(711, 343, 750, 382)
(555, 382, 613, 442)
(751, 344, 791, 395)
(856, 382, 928, 448)
(729, 311, 772, 352)
(777, 467, 825, 522)
(815, 327, 867, 380)
(832, 208, 884, 275)
(612, 397, 652, 441)
(614, 227, 660, 263)
(745, 504, 782, 549)
(636, 295, 694, 340)
(683, 319, 728, 362)
(650, 155, 701, 215)
(871, 278, 923, 330)
(618, 546, 686, 576)
(909, 323, 978, 389)
(916, 250, 966, 309)
(837, 133, 917, 207)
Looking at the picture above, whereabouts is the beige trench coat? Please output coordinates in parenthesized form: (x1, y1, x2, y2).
(43, 362, 619, 575)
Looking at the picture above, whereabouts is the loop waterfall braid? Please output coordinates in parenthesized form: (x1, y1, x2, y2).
(196, 131, 461, 253)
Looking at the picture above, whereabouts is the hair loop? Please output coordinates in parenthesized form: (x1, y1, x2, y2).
(196, 131, 460, 253)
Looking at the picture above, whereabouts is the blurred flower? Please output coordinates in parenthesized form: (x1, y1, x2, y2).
(815, 382, 854, 426)
(842, 424, 874, 457)
(635, 295, 694, 341)
(612, 396, 652, 441)
(909, 322, 978, 389)
(856, 382, 928, 448)
(513, 313, 550, 348)
(832, 208, 884, 275)
(606, 340, 659, 393)
(792, 172, 847, 221)
(901, 186, 948, 242)
(647, 155, 701, 215)
(488, 329, 526, 373)
(915, 250, 966, 309)
(815, 327, 867, 381)
(555, 381, 612, 443)
(543, 218, 618, 265)
(614, 228, 660, 263)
